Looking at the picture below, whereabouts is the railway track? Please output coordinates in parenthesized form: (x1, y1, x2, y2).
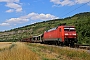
(41, 43, 90, 50)
(24, 40, 90, 50)
(74, 44, 90, 50)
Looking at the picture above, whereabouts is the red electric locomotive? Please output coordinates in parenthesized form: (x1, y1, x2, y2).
(43, 25, 77, 46)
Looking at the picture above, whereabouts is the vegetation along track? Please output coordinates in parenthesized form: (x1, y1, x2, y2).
(0, 42, 16, 52)
(74, 44, 90, 50)
(0, 42, 90, 60)
(26, 43, 90, 60)
(0, 42, 40, 60)
(38, 42, 90, 51)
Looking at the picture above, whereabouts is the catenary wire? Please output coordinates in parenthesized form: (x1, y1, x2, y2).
(61, 1, 90, 18)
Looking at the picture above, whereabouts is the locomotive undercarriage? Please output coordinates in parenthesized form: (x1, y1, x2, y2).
(64, 38, 77, 47)
(42, 39, 64, 46)
(42, 38, 77, 47)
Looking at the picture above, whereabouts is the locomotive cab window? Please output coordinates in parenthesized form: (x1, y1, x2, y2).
(70, 28, 75, 31)
(64, 28, 69, 31)
(64, 27, 75, 31)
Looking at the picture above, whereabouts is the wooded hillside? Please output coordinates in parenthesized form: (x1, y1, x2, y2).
(0, 12, 90, 45)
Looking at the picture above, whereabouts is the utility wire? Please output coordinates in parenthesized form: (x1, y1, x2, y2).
(61, 1, 90, 18)
(50, 4, 73, 19)
(60, 6, 73, 15)
(50, 5, 60, 14)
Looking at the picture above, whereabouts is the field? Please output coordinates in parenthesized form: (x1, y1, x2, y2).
(0, 42, 90, 60)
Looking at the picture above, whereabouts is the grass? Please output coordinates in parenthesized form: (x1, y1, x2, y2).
(0, 42, 90, 60)
(0, 42, 14, 51)
(0, 42, 40, 60)
(27, 43, 90, 60)
(27, 44, 59, 60)
(0, 42, 12, 48)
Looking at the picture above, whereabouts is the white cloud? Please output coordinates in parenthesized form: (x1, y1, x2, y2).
(75, 0, 90, 4)
(0, 0, 22, 12)
(6, 12, 59, 24)
(0, 0, 19, 3)
(50, 0, 61, 5)
(0, 12, 59, 26)
(61, 0, 74, 6)
(50, 0, 74, 6)
(26, 12, 59, 20)
(0, 23, 10, 26)
(50, 0, 90, 6)
(6, 9, 14, 13)
(6, 3, 22, 12)
(6, 18, 29, 24)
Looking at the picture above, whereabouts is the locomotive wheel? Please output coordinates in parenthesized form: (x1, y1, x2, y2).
(60, 42, 64, 46)
(56, 41, 60, 46)
(65, 43, 69, 46)
(70, 43, 75, 47)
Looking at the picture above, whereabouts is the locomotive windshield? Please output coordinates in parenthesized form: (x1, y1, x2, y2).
(64, 27, 75, 31)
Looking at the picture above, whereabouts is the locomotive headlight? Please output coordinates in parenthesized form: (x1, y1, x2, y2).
(65, 33, 68, 35)
(73, 34, 76, 35)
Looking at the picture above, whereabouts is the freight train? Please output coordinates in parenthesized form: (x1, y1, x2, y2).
(21, 25, 78, 47)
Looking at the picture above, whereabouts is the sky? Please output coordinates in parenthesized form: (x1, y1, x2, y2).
(0, 0, 90, 31)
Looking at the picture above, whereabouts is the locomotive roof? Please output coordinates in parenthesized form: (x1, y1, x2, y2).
(45, 26, 75, 32)
(46, 27, 57, 32)
(64, 26, 75, 27)
(58, 25, 75, 28)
